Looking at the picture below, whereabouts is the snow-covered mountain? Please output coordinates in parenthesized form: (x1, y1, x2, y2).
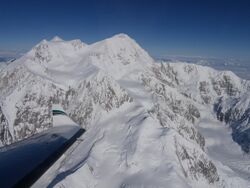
(0, 34, 250, 188)
(158, 56, 250, 80)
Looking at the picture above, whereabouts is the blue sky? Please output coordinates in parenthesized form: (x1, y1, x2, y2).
(0, 0, 250, 60)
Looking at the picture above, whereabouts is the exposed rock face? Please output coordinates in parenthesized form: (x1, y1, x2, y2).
(214, 94, 250, 153)
(175, 138, 219, 183)
(199, 81, 211, 104)
(0, 106, 12, 145)
(34, 41, 52, 63)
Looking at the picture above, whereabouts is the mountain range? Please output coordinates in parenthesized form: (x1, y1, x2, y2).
(0, 34, 250, 188)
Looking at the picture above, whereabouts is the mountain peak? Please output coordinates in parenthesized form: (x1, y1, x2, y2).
(113, 33, 130, 39)
(108, 33, 136, 43)
(40, 39, 48, 44)
(51, 36, 64, 42)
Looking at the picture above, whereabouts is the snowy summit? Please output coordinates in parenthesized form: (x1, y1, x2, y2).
(51, 36, 64, 42)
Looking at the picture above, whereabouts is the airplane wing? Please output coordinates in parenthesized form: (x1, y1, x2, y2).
(0, 105, 85, 188)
